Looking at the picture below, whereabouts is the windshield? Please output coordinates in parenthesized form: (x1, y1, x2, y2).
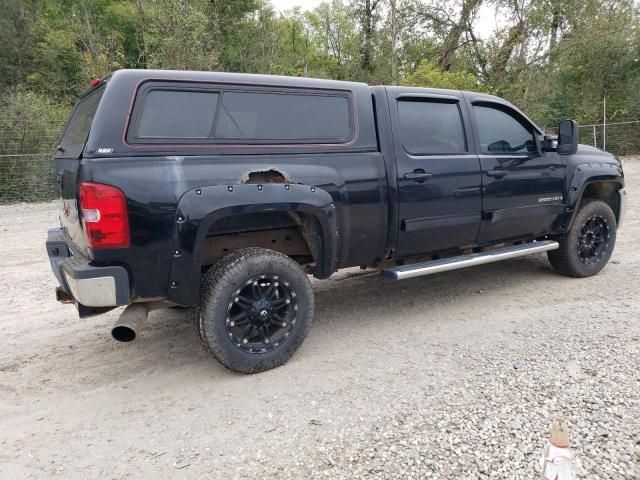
(58, 86, 105, 158)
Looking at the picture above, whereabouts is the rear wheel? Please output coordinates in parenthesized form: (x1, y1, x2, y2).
(193, 248, 314, 373)
(548, 200, 617, 277)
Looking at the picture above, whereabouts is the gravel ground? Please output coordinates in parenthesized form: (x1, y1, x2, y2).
(0, 158, 638, 479)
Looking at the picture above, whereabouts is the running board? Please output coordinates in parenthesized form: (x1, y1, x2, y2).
(382, 240, 559, 281)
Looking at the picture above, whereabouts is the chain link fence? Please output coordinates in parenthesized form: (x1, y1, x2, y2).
(577, 120, 640, 154)
(526, 99, 640, 156)
(0, 113, 638, 205)
(0, 153, 60, 203)
(0, 119, 65, 204)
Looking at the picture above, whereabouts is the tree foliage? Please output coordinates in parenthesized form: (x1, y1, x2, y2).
(401, 60, 479, 90)
(0, 0, 638, 129)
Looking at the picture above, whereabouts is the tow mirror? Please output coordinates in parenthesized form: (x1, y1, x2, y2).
(557, 119, 578, 155)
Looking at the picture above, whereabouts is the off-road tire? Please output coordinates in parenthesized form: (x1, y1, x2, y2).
(192, 248, 314, 373)
(548, 200, 617, 277)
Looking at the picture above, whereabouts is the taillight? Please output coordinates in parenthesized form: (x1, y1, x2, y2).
(79, 182, 130, 249)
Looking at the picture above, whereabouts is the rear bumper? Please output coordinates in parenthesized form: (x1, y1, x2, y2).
(46, 228, 130, 308)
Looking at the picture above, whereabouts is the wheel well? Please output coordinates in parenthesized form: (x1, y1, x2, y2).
(581, 181, 622, 223)
(202, 211, 319, 270)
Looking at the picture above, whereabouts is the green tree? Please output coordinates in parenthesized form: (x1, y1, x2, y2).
(401, 59, 479, 90)
(306, 0, 360, 79)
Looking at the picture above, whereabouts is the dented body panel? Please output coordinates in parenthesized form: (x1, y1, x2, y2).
(76, 150, 389, 303)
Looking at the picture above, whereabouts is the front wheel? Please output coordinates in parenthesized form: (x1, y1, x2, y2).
(548, 200, 617, 277)
(193, 248, 314, 373)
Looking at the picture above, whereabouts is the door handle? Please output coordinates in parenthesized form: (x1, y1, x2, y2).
(486, 169, 507, 178)
(403, 171, 433, 182)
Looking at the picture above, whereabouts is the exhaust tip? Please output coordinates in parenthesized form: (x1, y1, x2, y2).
(111, 303, 149, 342)
(112, 325, 137, 342)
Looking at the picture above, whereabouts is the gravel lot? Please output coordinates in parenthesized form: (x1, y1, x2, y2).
(1, 158, 638, 479)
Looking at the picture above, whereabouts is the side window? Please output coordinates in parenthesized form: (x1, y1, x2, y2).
(135, 89, 219, 139)
(59, 86, 105, 156)
(129, 85, 354, 145)
(397, 100, 467, 155)
(215, 91, 352, 142)
(473, 105, 536, 154)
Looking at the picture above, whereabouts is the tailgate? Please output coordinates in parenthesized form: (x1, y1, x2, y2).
(57, 157, 87, 254)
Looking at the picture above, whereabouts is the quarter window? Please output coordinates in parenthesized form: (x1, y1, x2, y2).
(397, 100, 466, 155)
(136, 90, 219, 139)
(59, 86, 105, 156)
(215, 91, 352, 141)
(473, 105, 536, 154)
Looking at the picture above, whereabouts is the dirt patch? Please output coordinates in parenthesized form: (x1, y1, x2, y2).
(0, 158, 638, 479)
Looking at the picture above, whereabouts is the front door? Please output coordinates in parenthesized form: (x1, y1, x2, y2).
(390, 91, 482, 258)
(468, 100, 566, 245)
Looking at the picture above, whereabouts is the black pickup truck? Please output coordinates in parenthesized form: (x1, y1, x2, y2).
(47, 69, 626, 373)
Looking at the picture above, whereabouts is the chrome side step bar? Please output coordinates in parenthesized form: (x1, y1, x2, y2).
(382, 240, 559, 281)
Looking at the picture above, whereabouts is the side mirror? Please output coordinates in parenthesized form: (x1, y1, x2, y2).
(557, 119, 578, 155)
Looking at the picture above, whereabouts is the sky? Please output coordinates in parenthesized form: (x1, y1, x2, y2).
(268, 0, 502, 39)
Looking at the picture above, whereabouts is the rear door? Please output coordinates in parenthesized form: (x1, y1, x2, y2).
(467, 99, 566, 244)
(388, 90, 482, 258)
(54, 85, 105, 255)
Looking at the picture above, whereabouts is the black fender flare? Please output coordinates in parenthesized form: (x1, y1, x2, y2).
(167, 183, 338, 306)
(557, 162, 624, 231)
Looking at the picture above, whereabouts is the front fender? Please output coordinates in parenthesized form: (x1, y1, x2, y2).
(557, 162, 624, 230)
(167, 183, 338, 306)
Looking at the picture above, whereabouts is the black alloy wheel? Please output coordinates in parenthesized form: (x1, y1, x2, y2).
(577, 215, 610, 265)
(225, 275, 297, 353)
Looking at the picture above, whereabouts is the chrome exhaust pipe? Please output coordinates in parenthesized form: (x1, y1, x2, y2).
(111, 304, 149, 342)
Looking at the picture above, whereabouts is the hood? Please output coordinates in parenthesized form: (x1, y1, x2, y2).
(576, 143, 618, 162)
